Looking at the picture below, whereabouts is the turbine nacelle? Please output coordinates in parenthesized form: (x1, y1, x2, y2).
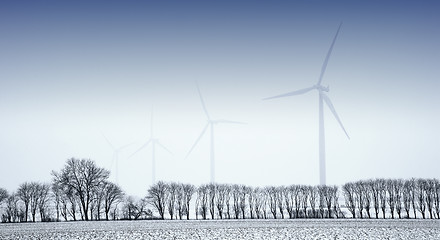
(314, 84, 329, 92)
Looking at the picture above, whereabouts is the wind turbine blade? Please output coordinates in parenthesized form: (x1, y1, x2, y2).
(215, 119, 247, 124)
(185, 123, 209, 159)
(101, 132, 115, 150)
(196, 81, 211, 120)
(263, 86, 315, 100)
(317, 22, 342, 86)
(321, 93, 350, 139)
(128, 139, 152, 159)
(156, 141, 172, 155)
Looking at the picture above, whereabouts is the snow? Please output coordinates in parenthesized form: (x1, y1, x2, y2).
(0, 219, 439, 239)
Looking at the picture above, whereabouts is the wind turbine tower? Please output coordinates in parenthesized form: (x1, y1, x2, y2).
(129, 108, 172, 184)
(263, 23, 349, 185)
(101, 133, 132, 184)
(185, 82, 245, 183)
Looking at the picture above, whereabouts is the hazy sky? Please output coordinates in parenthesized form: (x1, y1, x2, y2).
(1, 1, 439, 197)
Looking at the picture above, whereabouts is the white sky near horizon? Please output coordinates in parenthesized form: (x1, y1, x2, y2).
(0, 1, 439, 197)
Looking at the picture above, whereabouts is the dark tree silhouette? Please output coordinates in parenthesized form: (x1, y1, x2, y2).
(208, 183, 216, 220)
(416, 179, 427, 219)
(0, 188, 8, 205)
(52, 158, 110, 221)
(197, 184, 209, 220)
(182, 183, 195, 220)
(167, 182, 178, 220)
(4, 193, 20, 223)
(403, 179, 412, 218)
(232, 185, 241, 219)
(17, 182, 32, 222)
(146, 181, 168, 219)
(215, 184, 227, 219)
(300, 185, 309, 218)
(394, 179, 404, 219)
(266, 186, 277, 219)
(102, 182, 124, 221)
(369, 179, 380, 219)
(343, 182, 356, 218)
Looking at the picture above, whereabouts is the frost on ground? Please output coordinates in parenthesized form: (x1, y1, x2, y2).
(0, 219, 439, 240)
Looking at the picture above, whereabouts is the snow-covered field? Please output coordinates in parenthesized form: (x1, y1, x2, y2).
(1, 219, 439, 240)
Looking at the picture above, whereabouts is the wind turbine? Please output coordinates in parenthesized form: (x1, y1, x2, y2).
(185, 82, 245, 183)
(263, 22, 349, 186)
(129, 108, 172, 184)
(101, 133, 133, 184)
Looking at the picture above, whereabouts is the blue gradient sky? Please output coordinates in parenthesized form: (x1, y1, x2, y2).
(1, 1, 439, 196)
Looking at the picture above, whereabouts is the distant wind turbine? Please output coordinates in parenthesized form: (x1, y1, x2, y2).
(129, 108, 172, 184)
(101, 133, 133, 184)
(263, 22, 349, 186)
(185, 82, 245, 183)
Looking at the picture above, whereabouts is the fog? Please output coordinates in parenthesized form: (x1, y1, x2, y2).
(0, 1, 439, 197)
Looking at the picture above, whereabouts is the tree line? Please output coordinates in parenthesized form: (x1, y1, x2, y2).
(342, 178, 440, 219)
(1, 158, 439, 222)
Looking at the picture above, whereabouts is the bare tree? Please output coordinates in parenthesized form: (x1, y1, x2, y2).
(52, 158, 110, 221)
(247, 186, 255, 219)
(377, 179, 387, 219)
(224, 184, 232, 219)
(416, 179, 427, 219)
(66, 188, 78, 221)
(300, 185, 309, 218)
(308, 186, 317, 218)
(19, 182, 50, 222)
(408, 178, 417, 219)
(254, 187, 264, 219)
(4, 193, 20, 223)
(122, 196, 151, 220)
(324, 186, 335, 218)
(292, 185, 301, 218)
(17, 182, 32, 222)
(194, 187, 200, 220)
(266, 186, 277, 219)
(394, 179, 404, 219)
(343, 182, 356, 218)
(182, 183, 195, 220)
(369, 179, 380, 219)
(276, 186, 285, 219)
(425, 179, 435, 219)
(403, 179, 412, 218)
(361, 181, 372, 219)
(283, 186, 294, 219)
(239, 185, 248, 219)
(354, 181, 366, 218)
(198, 184, 209, 220)
(331, 186, 341, 218)
(318, 186, 326, 218)
(232, 185, 241, 219)
(122, 196, 135, 220)
(29, 182, 41, 222)
(175, 184, 184, 220)
(215, 184, 226, 219)
(0, 188, 7, 204)
(167, 182, 178, 220)
(102, 182, 124, 220)
(386, 179, 396, 219)
(37, 183, 51, 222)
(146, 181, 168, 219)
(208, 183, 216, 219)
(51, 183, 62, 221)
